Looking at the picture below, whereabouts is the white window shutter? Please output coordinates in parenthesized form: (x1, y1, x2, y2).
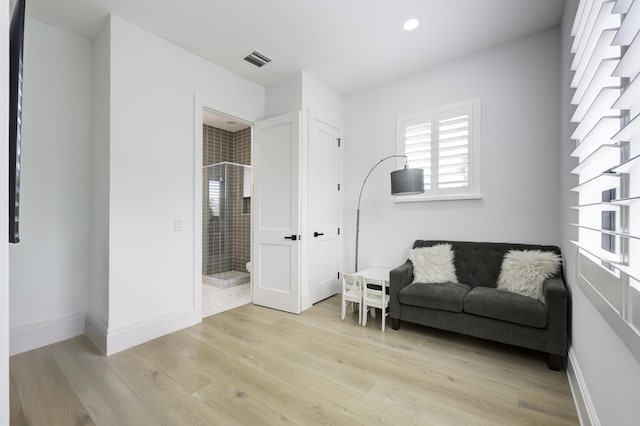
(570, 0, 640, 333)
(404, 119, 432, 190)
(397, 99, 480, 201)
(437, 113, 470, 189)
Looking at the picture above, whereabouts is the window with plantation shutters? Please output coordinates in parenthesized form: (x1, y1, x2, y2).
(397, 99, 481, 201)
(570, 0, 640, 347)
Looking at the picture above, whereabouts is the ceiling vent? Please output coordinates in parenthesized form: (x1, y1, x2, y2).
(243, 51, 271, 68)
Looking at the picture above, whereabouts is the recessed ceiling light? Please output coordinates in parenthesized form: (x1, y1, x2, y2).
(226, 121, 237, 125)
(403, 18, 420, 31)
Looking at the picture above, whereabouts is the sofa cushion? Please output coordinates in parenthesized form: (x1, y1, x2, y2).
(497, 249, 561, 300)
(409, 244, 458, 284)
(463, 287, 547, 328)
(399, 282, 471, 313)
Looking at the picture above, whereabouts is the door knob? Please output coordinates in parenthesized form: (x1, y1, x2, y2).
(313, 232, 325, 237)
(284, 235, 298, 241)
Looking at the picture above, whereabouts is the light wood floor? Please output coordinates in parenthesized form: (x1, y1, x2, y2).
(10, 296, 579, 425)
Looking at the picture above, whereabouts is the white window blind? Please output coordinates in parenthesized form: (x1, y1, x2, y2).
(404, 120, 432, 189)
(208, 180, 220, 217)
(438, 114, 470, 189)
(571, 0, 640, 339)
(397, 98, 481, 201)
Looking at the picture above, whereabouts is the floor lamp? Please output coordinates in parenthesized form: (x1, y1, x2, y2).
(355, 155, 424, 271)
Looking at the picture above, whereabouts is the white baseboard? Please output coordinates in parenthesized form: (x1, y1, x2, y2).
(10, 313, 85, 356)
(105, 308, 195, 355)
(310, 279, 339, 305)
(11, 309, 197, 357)
(567, 346, 600, 426)
(301, 294, 312, 312)
(84, 316, 108, 354)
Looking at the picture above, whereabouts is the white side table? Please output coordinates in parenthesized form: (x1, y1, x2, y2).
(354, 266, 391, 324)
(354, 266, 391, 283)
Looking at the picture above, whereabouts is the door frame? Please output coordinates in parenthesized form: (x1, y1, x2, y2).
(193, 95, 258, 322)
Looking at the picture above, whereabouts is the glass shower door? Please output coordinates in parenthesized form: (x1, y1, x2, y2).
(202, 162, 251, 288)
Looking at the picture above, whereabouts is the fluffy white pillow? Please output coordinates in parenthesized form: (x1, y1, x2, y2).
(497, 250, 561, 301)
(409, 244, 458, 284)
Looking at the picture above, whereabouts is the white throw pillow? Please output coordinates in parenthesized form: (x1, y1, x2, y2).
(497, 250, 561, 301)
(409, 244, 458, 284)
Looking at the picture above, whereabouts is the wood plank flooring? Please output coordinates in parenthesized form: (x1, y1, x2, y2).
(10, 296, 579, 425)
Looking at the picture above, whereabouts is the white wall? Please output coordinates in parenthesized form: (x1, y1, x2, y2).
(265, 72, 302, 118)
(86, 17, 111, 352)
(343, 28, 562, 271)
(8, 17, 92, 355)
(105, 16, 264, 352)
(1, 0, 10, 421)
(561, 1, 640, 424)
(301, 72, 343, 128)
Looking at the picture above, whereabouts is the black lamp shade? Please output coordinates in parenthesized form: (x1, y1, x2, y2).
(390, 168, 424, 195)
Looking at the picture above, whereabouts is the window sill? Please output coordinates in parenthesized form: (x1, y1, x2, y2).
(393, 192, 482, 203)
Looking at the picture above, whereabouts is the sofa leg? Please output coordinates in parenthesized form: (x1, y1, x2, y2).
(547, 354, 564, 371)
(391, 318, 400, 330)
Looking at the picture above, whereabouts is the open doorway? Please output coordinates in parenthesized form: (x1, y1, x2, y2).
(199, 108, 253, 317)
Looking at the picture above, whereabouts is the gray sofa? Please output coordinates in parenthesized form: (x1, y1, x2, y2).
(390, 240, 568, 370)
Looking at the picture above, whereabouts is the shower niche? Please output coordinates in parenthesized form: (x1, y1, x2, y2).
(203, 161, 251, 288)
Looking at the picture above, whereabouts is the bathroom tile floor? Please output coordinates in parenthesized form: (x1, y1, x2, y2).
(202, 281, 251, 317)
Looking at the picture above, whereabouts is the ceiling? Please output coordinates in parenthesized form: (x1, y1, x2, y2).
(24, 0, 564, 94)
(203, 110, 251, 132)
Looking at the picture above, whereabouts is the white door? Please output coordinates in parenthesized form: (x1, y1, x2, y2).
(253, 112, 301, 313)
(308, 113, 341, 304)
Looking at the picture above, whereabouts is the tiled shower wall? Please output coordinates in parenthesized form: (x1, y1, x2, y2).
(231, 128, 251, 273)
(202, 125, 251, 276)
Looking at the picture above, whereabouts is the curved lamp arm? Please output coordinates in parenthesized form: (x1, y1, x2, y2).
(355, 155, 409, 272)
(357, 155, 408, 211)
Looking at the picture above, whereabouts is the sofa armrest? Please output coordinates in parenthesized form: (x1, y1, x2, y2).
(543, 277, 568, 356)
(390, 261, 413, 319)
